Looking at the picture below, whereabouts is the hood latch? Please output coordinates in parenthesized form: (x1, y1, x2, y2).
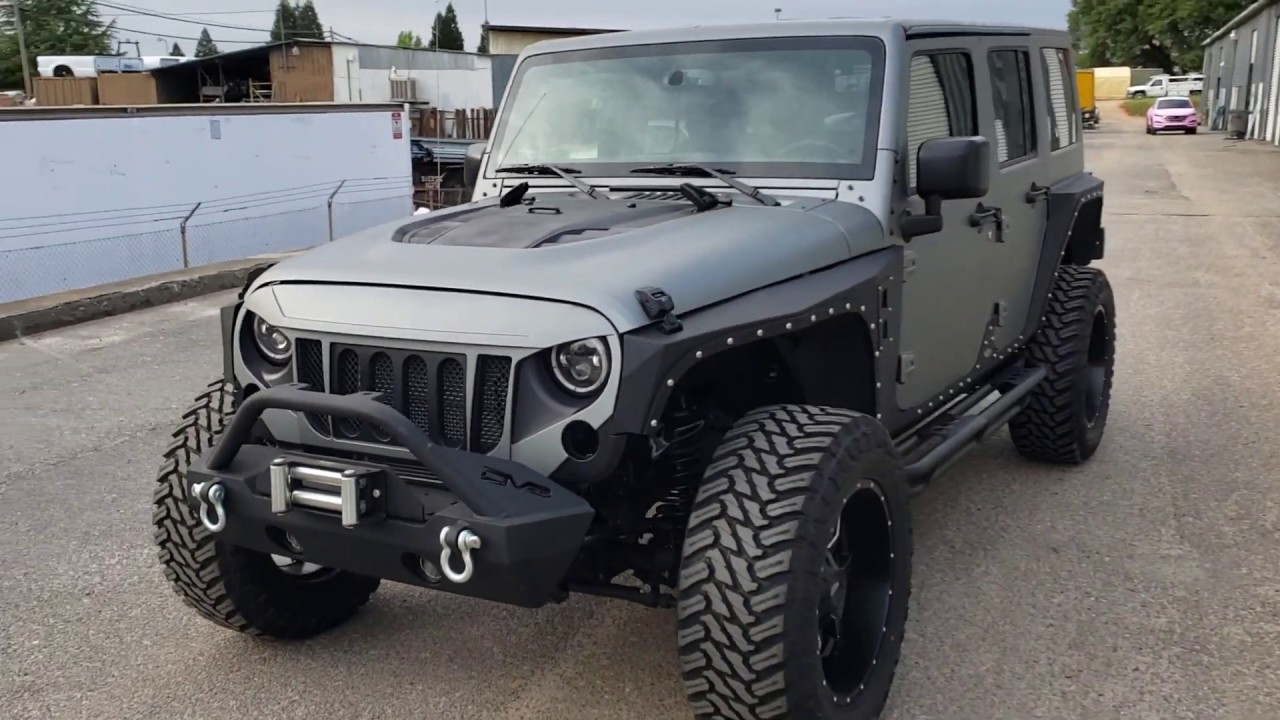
(635, 286, 683, 335)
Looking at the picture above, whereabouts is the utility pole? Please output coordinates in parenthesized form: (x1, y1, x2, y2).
(11, 0, 32, 97)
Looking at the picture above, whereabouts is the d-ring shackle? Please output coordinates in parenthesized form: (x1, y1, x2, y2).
(439, 525, 482, 584)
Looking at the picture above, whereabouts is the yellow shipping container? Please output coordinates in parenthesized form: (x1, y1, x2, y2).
(1077, 69, 1099, 129)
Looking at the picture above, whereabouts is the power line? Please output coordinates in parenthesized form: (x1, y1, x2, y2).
(96, 1, 271, 33)
(110, 24, 264, 44)
(100, 9, 273, 17)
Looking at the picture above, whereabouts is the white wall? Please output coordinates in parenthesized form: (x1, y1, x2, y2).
(331, 44, 493, 110)
(0, 105, 414, 303)
(488, 30, 590, 56)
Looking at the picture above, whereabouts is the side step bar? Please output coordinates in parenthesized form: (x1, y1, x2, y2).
(901, 366, 1047, 491)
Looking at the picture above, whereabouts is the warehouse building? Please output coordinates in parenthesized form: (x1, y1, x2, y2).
(1202, 0, 1280, 142)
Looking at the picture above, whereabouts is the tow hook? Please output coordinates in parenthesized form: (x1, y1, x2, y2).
(439, 525, 482, 584)
(192, 481, 227, 533)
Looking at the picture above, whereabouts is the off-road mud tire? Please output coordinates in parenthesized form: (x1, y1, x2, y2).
(676, 405, 913, 720)
(1009, 265, 1117, 464)
(153, 378, 380, 639)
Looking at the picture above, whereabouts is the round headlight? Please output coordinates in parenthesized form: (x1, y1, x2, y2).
(252, 314, 292, 365)
(550, 337, 610, 396)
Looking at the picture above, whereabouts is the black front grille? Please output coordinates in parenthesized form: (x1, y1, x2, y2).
(292, 340, 512, 453)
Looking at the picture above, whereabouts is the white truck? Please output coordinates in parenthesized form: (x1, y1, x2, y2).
(36, 55, 188, 78)
(1126, 73, 1204, 98)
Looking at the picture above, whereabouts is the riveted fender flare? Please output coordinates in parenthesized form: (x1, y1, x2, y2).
(601, 247, 903, 438)
(1025, 172, 1105, 341)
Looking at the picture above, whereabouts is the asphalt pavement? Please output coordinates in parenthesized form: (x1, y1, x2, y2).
(4, 106, 1280, 719)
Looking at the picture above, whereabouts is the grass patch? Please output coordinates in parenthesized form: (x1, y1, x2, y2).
(1120, 95, 1201, 116)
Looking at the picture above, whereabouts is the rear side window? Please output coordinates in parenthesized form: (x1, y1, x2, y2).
(905, 51, 977, 190)
(987, 49, 1036, 163)
(1041, 47, 1078, 149)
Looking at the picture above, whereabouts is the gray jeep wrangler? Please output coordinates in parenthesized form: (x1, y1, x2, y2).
(154, 18, 1112, 720)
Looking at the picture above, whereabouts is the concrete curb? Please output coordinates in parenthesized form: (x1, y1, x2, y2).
(0, 253, 298, 342)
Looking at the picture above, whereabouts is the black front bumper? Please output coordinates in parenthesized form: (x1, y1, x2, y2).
(187, 384, 595, 608)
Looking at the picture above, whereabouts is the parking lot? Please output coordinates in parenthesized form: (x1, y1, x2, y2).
(4, 104, 1280, 719)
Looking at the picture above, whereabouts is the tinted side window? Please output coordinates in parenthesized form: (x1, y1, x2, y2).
(1040, 47, 1078, 149)
(987, 49, 1036, 163)
(906, 51, 977, 190)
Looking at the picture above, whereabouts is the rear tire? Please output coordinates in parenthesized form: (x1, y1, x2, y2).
(677, 405, 913, 720)
(152, 379, 380, 639)
(1009, 266, 1117, 464)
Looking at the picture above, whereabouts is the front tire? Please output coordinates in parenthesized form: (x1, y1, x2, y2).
(152, 379, 380, 639)
(1009, 266, 1117, 464)
(677, 405, 913, 720)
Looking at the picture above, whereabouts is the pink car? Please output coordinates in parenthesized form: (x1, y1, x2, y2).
(1146, 96, 1199, 135)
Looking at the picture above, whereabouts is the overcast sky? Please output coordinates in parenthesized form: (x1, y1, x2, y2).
(103, 0, 1072, 56)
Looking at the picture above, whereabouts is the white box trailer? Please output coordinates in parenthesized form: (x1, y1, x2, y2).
(0, 102, 414, 304)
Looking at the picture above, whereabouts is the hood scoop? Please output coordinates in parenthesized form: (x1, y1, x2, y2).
(623, 190, 686, 202)
(394, 195, 697, 249)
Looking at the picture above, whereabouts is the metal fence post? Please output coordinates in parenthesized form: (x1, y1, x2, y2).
(179, 203, 202, 268)
(326, 180, 347, 242)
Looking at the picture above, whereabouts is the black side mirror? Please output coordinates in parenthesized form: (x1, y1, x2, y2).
(463, 142, 487, 191)
(901, 136, 991, 240)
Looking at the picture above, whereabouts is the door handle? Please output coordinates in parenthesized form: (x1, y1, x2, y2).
(1025, 182, 1050, 204)
(968, 203, 1002, 227)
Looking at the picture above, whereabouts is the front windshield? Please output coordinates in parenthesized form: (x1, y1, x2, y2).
(1157, 98, 1193, 109)
(488, 36, 885, 180)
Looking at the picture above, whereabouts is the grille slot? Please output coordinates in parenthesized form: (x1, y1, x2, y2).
(369, 352, 395, 441)
(472, 356, 512, 454)
(333, 348, 364, 437)
(439, 358, 467, 448)
(295, 338, 330, 435)
(296, 342, 511, 453)
(404, 355, 431, 433)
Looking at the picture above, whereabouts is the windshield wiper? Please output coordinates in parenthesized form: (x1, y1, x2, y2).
(494, 163, 600, 199)
(629, 163, 780, 206)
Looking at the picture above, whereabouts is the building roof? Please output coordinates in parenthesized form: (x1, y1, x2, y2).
(482, 23, 623, 35)
(1203, 0, 1277, 46)
(150, 38, 489, 75)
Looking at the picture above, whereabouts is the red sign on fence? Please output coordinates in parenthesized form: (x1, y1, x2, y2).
(391, 111, 404, 139)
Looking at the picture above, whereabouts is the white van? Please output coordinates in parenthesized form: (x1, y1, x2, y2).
(1126, 74, 1204, 98)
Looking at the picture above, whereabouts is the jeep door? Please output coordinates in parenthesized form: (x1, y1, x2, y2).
(969, 40, 1052, 351)
(894, 42, 997, 409)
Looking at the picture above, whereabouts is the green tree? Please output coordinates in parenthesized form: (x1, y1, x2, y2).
(1067, 0, 1252, 73)
(294, 0, 324, 40)
(396, 30, 425, 49)
(270, 0, 298, 41)
(428, 2, 465, 51)
(194, 27, 219, 58)
(170, 42, 185, 57)
(477, 27, 489, 54)
(0, 0, 115, 89)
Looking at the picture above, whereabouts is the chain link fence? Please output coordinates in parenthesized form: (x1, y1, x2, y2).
(0, 178, 414, 305)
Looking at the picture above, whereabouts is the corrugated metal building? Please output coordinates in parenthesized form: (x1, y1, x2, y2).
(1202, 0, 1280, 141)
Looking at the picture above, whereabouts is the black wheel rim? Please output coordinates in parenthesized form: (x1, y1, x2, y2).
(818, 480, 893, 701)
(1083, 306, 1111, 426)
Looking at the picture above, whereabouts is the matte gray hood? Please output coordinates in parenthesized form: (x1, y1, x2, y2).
(252, 193, 887, 333)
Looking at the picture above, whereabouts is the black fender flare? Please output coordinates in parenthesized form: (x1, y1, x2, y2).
(1023, 172, 1105, 341)
(603, 246, 902, 438)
